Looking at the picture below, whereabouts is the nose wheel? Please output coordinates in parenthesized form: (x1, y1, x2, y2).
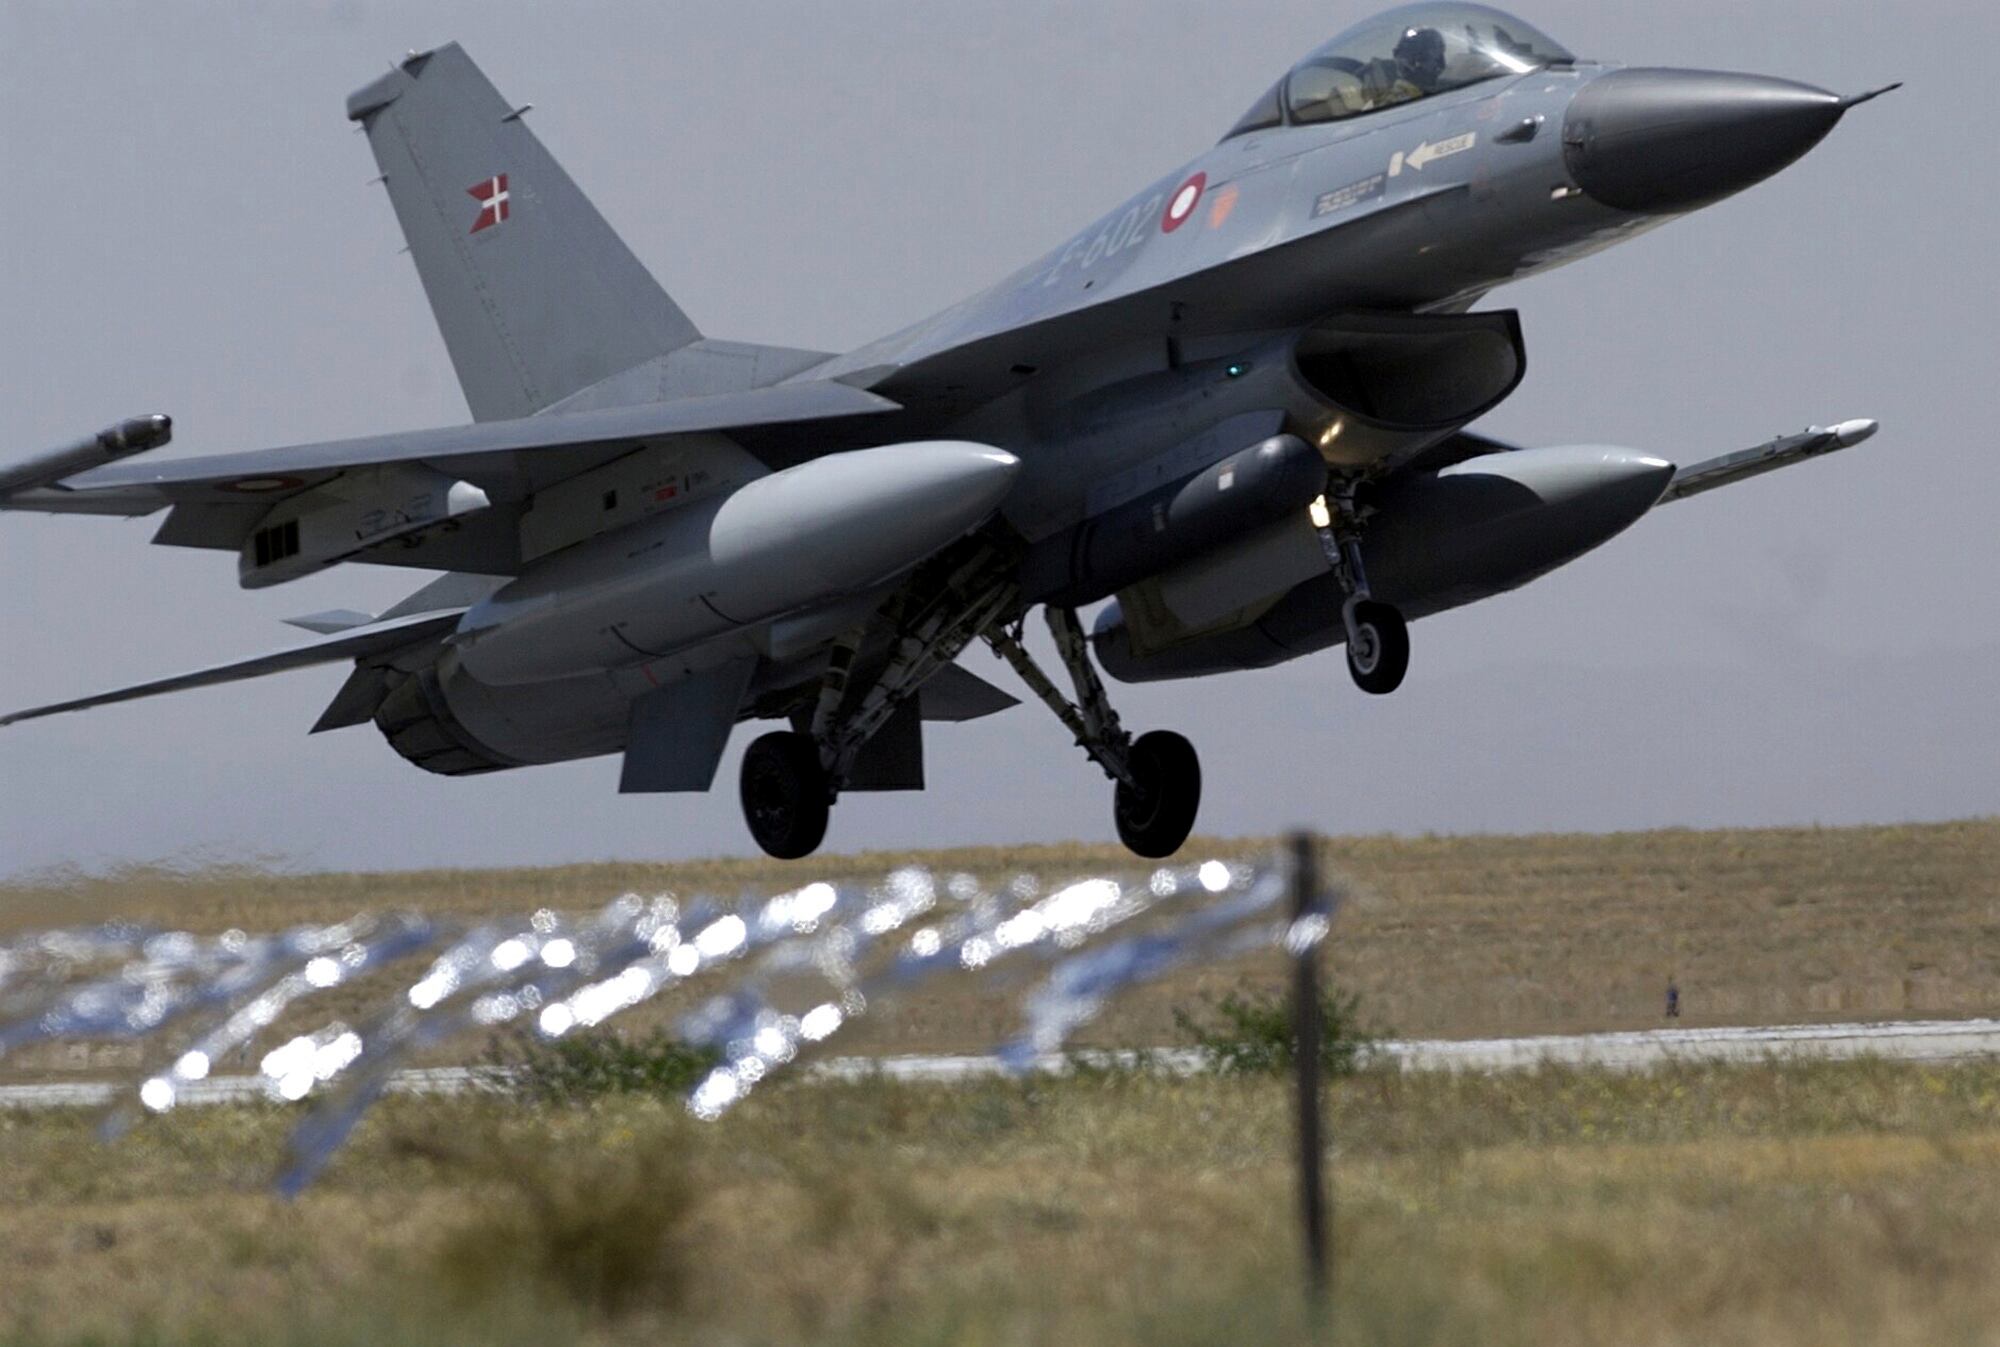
(987, 607, 1203, 860)
(1342, 598, 1409, 696)
(1313, 483, 1410, 695)
(739, 730, 831, 860)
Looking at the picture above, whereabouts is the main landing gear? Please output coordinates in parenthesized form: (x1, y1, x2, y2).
(738, 548, 1017, 861)
(739, 730, 830, 860)
(1310, 480, 1409, 695)
(987, 607, 1202, 859)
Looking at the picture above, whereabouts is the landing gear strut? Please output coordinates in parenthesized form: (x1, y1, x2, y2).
(1311, 481, 1409, 695)
(988, 607, 1202, 859)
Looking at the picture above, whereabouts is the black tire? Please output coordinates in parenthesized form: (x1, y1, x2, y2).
(1114, 730, 1202, 859)
(739, 731, 831, 860)
(1345, 600, 1410, 696)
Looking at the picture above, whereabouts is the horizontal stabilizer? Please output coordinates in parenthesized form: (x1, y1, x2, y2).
(0, 611, 464, 729)
(1661, 419, 1877, 503)
(284, 609, 377, 635)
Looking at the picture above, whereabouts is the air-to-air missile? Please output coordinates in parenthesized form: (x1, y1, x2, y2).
(0, 416, 171, 497)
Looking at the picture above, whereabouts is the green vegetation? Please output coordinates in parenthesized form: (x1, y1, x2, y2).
(5, 1059, 2000, 1345)
(1172, 982, 1375, 1076)
(486, 1028, 722, 1105)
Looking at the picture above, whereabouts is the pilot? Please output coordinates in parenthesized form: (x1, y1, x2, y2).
(1392, 27, 1449, 95)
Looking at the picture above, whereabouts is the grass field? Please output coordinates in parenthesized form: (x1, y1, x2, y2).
(2, 822, 1997, 1343)
(5, 1060, 2000, 1345)
(3, 820, 1994, 1077)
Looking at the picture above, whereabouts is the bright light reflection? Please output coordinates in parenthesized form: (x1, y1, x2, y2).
(1043, 879, 1120, 932)
(317, 1031, 363, 1077)
(994, 911, 1044, 949)
(799, 1004, 842, 1041)
(694, 915, 746, 959)
(261, 1035, 312, 1081)
(408, 970, 454, 1009)
(1284, 912, 1331, 955)
(690, 1070, 742, 1120)
(139, 1077, 175, 1112)
(791, 881, 836, 929)
(0, 857, 1296, 1178)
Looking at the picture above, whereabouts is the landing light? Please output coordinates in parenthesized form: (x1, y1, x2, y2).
(1308, 495, 1332, 530)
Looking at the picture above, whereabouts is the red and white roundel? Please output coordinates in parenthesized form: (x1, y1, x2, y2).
(1161, 173, 1207, 233)
(220, 476, 306, 494)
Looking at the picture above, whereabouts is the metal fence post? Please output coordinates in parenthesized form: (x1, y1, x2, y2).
(1290, 829, 1330, 1308)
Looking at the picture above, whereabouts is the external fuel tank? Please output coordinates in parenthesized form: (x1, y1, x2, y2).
(453, 441, 1020, 686)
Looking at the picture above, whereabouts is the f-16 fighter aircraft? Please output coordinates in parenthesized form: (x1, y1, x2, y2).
(2, 6, 1891, 859)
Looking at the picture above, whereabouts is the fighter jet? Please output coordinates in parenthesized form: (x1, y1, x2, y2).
(1, 5, 1892, 860)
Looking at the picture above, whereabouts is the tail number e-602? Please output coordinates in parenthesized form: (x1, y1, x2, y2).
(1040, 188, 1168, 288)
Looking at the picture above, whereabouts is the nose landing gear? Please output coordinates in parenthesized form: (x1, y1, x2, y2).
(1342, 598, 1410, 695)
(987, 606, 1203, 860)
(1311, 482, 1410, 695)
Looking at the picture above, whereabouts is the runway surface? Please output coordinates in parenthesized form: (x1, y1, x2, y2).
(4, 1018, 1997, 1111)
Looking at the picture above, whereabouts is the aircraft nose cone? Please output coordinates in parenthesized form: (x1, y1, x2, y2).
(1563, 68, 1846, 214)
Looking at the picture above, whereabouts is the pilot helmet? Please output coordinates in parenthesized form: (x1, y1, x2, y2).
(1394, 26, 1448, 88)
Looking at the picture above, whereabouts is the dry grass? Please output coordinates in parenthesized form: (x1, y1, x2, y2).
(4, 1060, 2000, 1344)
(3, 821, 1994, 1078)
(3, 823, 1993, 1343)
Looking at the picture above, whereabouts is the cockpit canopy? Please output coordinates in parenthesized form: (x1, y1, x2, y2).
(1226, 4, 1572, 138)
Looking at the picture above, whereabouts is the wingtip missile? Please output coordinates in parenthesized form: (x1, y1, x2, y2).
(0, 414, 174, 496)
(106, 413, 174, 454)
(1661, 417, 1881, 503)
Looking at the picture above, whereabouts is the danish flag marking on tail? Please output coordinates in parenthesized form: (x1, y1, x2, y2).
(468, 174, 510, 233)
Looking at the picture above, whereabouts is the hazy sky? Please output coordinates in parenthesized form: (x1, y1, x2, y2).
(2, 0, 1994, 876)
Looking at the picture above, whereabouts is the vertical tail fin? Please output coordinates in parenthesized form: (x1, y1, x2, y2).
(346, 45, 701, 422)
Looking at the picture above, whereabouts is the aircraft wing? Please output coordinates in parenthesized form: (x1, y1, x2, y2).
(0, 380, 899, 517)
(0, 610, 463, 728)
